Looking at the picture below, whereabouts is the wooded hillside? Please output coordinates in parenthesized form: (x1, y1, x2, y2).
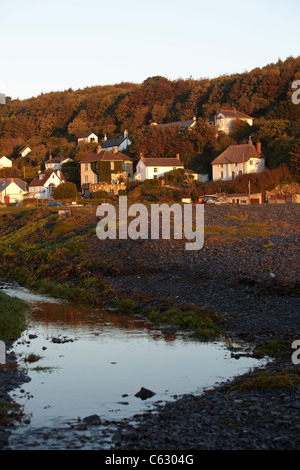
(0, 56, 299, 176)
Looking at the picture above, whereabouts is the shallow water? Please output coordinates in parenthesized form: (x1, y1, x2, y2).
(2, 284, 268, 429)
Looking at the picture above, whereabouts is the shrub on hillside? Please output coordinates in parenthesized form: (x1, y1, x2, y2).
(53, 182, 79, 200)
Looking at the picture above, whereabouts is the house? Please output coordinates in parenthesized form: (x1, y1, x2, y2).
(208, 108, 254, 134)
(80, 145, 134, 194)
(150, 116, 197, 131)
(0, 93, 5, 105)
(0, 178, 28, 204)
(134, 154, 184, 182)
(225, 193, 265, 205)
(0, 156, 12, 169)
(20, 146, 32, 158)
(77, 132, 98, 145)
(45, 155, 73, 171)
(28, 170, 65, 199)
(184, 169, 199, 181)
(211, 138, 265, 182)
(100, 130, 132, 152)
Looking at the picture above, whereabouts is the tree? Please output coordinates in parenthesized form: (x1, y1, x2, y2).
(53, 182, 79, 200)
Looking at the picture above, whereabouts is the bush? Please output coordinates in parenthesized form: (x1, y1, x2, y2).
(92, 190, 109, 199)
(53, 182, 79, 200)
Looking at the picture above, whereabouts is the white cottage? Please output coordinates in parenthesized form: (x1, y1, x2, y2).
(134, 155, 184, 182)
(77, 132, 98, 145)
(211, 138, 265, 182)
(28, 170, 65, 199)
(0, 178, 28, 204)
(100, 130, 132, 153)
(0, 156, 12, 169)
(208, 108, 254, 134)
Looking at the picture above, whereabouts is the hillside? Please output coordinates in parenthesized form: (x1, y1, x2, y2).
(0, 56, 299, 176)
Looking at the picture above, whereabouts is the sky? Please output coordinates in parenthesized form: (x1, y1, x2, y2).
(0, 0, 299, 100)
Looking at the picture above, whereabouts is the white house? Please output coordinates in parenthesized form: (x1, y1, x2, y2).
(0, 178, 28, 204)
(77, 132, 98, 145)
(20, 146, 32, 158)
(28, 170, 65, 199)
(211, 138, 265, 182)
(100, 130, 132, 153)
(45, 155, 73, 171)
(208, 108, 254, 134)
(0, 156, 12, 169)
(134, 154, 184, 182)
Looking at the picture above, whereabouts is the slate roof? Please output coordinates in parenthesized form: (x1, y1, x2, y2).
(80, 149, 133, 164)
(100, 137, 128, 149)
(0, 178, 28, 193)
(211, 143, 264, 165)
(217, 108, 253, 120)
(141, 157, 184, 167)
(152, 119, 196, 131)
(28, 170, 64, 187)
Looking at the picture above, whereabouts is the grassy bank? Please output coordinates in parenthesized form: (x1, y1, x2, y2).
(0, 291, 28, 341)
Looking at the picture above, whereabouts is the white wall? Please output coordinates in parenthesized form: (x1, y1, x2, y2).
(212, 158, 264, 181)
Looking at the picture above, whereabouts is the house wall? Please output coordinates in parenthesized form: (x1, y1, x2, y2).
(0, 157, 12, 169)
(212, 158, 264, 181)
(78, 134, 98, 145)
(80, 162, 99, 186)
(0, 182, 26, 203)
(216, 115, 253, 134)
(21, 147, 31, 157)
(137, 163, 184, 181)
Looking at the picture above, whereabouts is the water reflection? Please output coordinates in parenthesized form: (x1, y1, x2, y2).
(2, 285, 268, 429)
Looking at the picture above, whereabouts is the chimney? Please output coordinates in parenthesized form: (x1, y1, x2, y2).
(124, 129, 128, 138)
(140, 152, 144, 160)
(248, 136, 252, 145)
(49, 151, 52, 161)
(112, 146, 118, 154)
(176, 153, 180, 160)
(96, 145, 102, 154)
(232, 107, 236, 113)
(103, 134, 107, 141)
(256, 141, 261, 154)
(193, 116, 196, 121)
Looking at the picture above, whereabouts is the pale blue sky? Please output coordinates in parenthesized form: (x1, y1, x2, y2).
(1, 0, 299, 99)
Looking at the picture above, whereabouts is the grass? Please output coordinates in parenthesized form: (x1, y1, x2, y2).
(229, 369, 300, 391)
(0, 291, 28, 341)
(24, 353, 42, 363)
(142, 302, 221, 340)
(253, 339, 293, 359)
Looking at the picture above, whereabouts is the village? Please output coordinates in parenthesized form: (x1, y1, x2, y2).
(0, 107, 299, 208)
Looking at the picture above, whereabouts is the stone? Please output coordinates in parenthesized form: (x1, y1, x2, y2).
(135, 387, 156, 400)
(0, 341, 5, 365)
(82, 414, 101, 426)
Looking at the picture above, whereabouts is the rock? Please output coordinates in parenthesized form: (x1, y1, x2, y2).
(82, 414, 101, 426)
(28, 334, 38, 339)
(135, 387, 156, 400)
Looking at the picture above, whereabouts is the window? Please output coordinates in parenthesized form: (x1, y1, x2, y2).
(218, 164, 223, 168)
(85, 175, 88, 183)
(219, 171, 223, 179)
(232, 171, 235, 179)
(234, 163, 238, 167)
(110, 162, 114, 170)
(154, 168, 158, 173)
(85, 163, 89, 171)
(249, 160, 254, 166)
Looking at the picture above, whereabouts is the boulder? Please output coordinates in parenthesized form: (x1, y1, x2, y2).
(135, 387, 156, 400)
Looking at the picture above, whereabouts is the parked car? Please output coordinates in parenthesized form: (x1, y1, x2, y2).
(46, 201, 65, 207)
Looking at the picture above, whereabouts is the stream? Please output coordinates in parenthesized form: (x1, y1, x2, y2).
(2, 283, 268, 448)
